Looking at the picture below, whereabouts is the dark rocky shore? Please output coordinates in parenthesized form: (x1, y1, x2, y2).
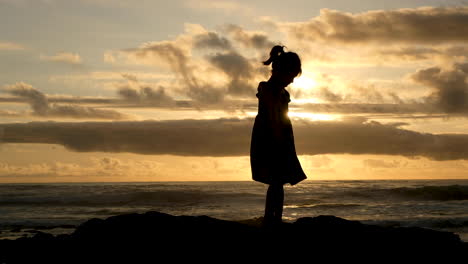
(1, 211, 467, 263)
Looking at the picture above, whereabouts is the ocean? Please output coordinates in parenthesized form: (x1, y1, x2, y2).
(1, 180, 468, 242)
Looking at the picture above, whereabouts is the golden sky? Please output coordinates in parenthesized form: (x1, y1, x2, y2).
(1, 0, 468, 182)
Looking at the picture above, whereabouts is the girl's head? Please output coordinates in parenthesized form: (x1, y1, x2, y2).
(263, 45, 301, 86)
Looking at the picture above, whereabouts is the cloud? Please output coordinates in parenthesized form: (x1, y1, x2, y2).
(0, 89, 450, 116)
(40, 52, 83, 65)
(371, 45, 468, 63)
(123, 40, 225, 104)
(374, 47, 439, 61)
(193, 32, 232, 50)
(0, 110, 22, 117)
(0, 95, 117, 105)
(297, 102, 438, 115)
(105, 23, 274, 104)
(3, 82, 128, 119)
(224, 24, 276, 51)
(118, 36, 263, 103)
(121, 73, 138, 82)
(6, 82, 49, 115)
(185, 0, 252, 14)
(308, 155, 333, 168)
(350, 83, 386, 103)
(363, 159, 402, 168)
(317, 86, 343, 103)
(0, 157, 159, 179)
(208, 51, 256, 96)
(0, 94, 450, 117)
(117, 74, 176, 107)
(0, 42, 25, 51)
(411, 63, 468, 114)
(2, 117, 468, 160)
(0, 87, 256, 112)
(286, 7, 468, 45)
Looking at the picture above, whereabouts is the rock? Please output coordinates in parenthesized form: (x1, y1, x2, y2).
(0, 211, 466, 263)
(31, 231, 55, 240)
(10, 227, 21, 233)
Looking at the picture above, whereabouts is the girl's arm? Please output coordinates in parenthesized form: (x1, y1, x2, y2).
(257, 83, 283, 141)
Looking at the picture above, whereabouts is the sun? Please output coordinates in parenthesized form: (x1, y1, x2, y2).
(291, 75, 317, 90)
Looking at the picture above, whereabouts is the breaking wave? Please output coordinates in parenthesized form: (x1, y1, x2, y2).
(343, 185, 468, 201)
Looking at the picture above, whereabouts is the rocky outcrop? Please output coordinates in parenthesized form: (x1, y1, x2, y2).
(0, 211, 466, 263)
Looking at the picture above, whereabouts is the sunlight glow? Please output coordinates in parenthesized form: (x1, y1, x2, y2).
(288, 112, 339, 121)
(292, 75, 317, 90)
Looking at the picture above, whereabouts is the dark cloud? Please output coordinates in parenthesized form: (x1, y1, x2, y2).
(224, 24, 276, 50)
(115, 26, 275, 103)
(6, 82, 49, 115)
(0, 91, 255, 112)
(117, 74, 176, 107)
(118, 85, 176, 107)
(293, 119, 468, 161)
(0, 95, 115, 105)
(411, 63, 468, 114)
(388, 92, 405, 104)
(288, 7, 468, 44)
(373, 45, 468, 62)
(208, 52, 255, 96)
(318, 86, 343, 102)
(1, 82, 454, 117)
(125, 42, 224, 104)
(351, 84, 385, 103)
(375, 47, 439, 61)
(0, 91, 450, 116)
(124, 37, 268, 102)
(2, 118, 468, 160)
(445, 46, 468, 57)
(209, 52, 253, 78)
(47, 104, 127, 119)
(117, 86, 139, 101)
(3, 82, 127, 119)
(193, 32, 232, 50)
(296, 102, 438, 115)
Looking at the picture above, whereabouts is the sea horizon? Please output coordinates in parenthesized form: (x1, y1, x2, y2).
(2, 178, 468, 184)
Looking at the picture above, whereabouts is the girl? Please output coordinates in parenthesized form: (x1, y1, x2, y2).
(250, 45, 307, 226)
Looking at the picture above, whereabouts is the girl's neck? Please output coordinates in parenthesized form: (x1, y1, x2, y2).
(267, 76, 286, 90)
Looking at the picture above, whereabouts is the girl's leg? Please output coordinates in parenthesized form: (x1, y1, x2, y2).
(273, 184, 284, 223)
(264, 184, 275, 222)
(264, 183, 284, 225)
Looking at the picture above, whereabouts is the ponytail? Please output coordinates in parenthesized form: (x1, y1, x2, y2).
(263, 45, 284, 66)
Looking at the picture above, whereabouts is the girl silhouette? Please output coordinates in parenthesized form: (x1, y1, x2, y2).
(250, 45, 307, 226)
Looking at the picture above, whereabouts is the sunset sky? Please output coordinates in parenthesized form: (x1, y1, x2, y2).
(1, 0, 468, 182)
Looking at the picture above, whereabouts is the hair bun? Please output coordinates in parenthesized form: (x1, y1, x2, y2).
(263, 45, 284, 66)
